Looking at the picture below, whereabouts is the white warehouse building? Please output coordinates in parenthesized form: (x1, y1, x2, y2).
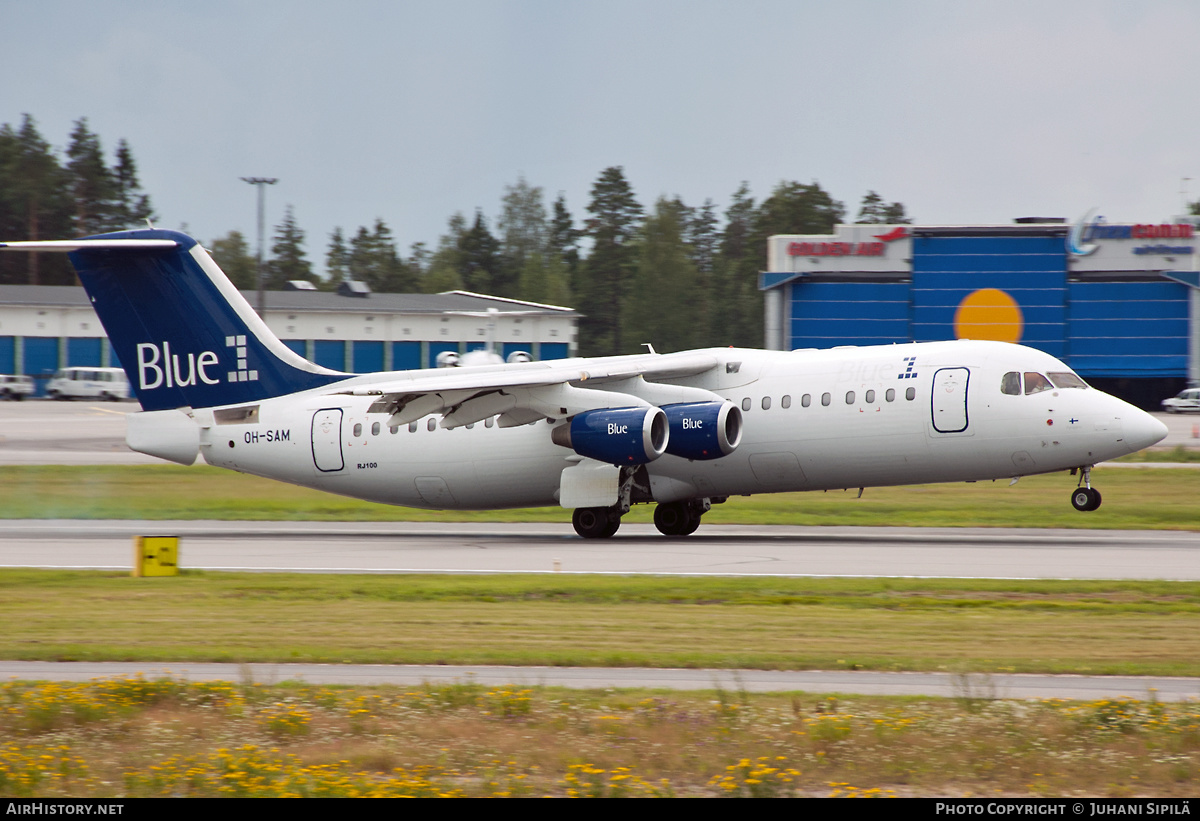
(0, 284, 579, 396)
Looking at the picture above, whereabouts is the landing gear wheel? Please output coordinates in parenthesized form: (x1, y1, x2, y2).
(573, 507, 620, 539)
(653, 502, 689, 536)
(654, 502, 702, 537)
(599, 516, 621, 538)
(1071, 487, 1101, 512)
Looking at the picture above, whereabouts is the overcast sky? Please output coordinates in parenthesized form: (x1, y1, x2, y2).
(4, 0, 1199, 269)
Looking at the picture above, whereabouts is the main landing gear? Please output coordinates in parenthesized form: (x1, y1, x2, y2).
(1070, 466, 1102, 512)
(571, 499, 713, 539)
(570, 466, 718, 539)
(572, 507, 621, 539)
(653, 499, 709, 536)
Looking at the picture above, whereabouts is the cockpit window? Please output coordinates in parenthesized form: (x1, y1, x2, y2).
(1001, 372, 1021, 395)
(1024, 372, 1054, 395)
(1048, 372, 1088, 389)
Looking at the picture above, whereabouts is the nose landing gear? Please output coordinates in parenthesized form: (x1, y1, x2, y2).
(1070, 466, 1102, 512)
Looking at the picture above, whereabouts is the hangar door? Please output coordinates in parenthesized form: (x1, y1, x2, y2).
(931, 367, 970, 434)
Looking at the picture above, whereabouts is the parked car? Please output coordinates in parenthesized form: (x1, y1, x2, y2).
(0, 374, 33, 400)
(46, 367, 130, 401)
(1162, 387, 1200, 413)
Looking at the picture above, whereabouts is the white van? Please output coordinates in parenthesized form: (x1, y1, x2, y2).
(46, 367, 130, 401)
(0, 374, 34, 400)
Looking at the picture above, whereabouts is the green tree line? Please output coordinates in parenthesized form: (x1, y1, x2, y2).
(218, 170, 909, 355)
(0, 115, 155, 285)
(0, 115, 911, 356)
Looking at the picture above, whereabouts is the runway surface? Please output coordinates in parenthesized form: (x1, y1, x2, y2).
(1, 660, 1196, 702)
(1, 519, 1198, 579)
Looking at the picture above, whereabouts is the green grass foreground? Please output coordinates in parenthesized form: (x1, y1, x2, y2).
(3, 571, 1198, 676)
(1, 463, 1199, 529)
(2, 676, 1196, 797)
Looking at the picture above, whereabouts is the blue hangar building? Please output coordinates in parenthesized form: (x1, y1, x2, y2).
(760, 216, 1200, 409)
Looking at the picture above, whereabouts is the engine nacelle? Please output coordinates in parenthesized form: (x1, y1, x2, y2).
(662, 401, 742, 460)
(551, 406, 668, 465)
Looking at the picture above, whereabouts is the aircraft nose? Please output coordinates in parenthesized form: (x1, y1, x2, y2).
(1123, 409, 1168, 452)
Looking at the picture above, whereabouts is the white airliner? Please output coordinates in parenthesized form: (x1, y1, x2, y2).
(1, 230, 1168, 537)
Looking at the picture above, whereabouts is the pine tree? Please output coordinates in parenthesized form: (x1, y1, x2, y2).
(266, 206, 314, 288)
(580, 166, 643, 355)
(422, 213, 467, 293)
(371, 219, 416, 292)
(543, 252, 571, 307)
(623, 198, 704, 354)
(0, 116, 154, 284)
(710, 182, 759, 347)
(517, 251, 551, 304)
(66, 118, 117, 235)
(548, 193, 581, 298)
(348, 219, 414, 292)
(457, 210, 500, 294)
(755, 180, 844, 239)
(407, 241, 429, 279)
(856, 190, 911, 224)
(687, 198, 720, 281)
(111, 139, 155, 228)
(325, 227, 350, 291)
(497, 176, 547, 297)
(2, 116, 71, 284)
(209, 231, 258, 289)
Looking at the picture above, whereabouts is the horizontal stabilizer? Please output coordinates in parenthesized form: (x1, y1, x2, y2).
(0, 239, 179, 251)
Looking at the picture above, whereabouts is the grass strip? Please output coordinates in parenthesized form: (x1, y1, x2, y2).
(2, 571, 1198, 676)
(4, 676, 1197, 797)
(1, 464, 1199, 529)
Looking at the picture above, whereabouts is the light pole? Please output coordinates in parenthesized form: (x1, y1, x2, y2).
(241, 176, 277, 316)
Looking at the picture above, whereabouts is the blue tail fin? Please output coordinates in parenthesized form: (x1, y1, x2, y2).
(66, 228, 349, 411)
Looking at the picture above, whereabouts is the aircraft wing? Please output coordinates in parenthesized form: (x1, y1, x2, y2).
(330, 351, 724, 429)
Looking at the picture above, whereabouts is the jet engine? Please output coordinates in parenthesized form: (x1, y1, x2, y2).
(661, 401, 742, 460)
(551, 406, 668, 465)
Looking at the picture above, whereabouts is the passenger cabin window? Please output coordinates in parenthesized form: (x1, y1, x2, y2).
(761, 396, 771, 410)
(845, 391, 855, 404)
(371, 422, 380, 436)
(781, 395, 791, 409)
(906, 387, 915, 401)
(742, 398, 751, 412)
(1024, 372, 1054, 395)
(885, 389, 895, 402)
(427, 418, 437, 431)
(353, 423, 362, 437)
(865, 390, 875, 403)
(801, 394, 811, 408)
(821, 392, 831, 406)
(408, 422, 418, 432)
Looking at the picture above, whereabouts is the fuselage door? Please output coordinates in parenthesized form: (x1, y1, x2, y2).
(931, 367, 970, 434)
(311, 408, 345, 472)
